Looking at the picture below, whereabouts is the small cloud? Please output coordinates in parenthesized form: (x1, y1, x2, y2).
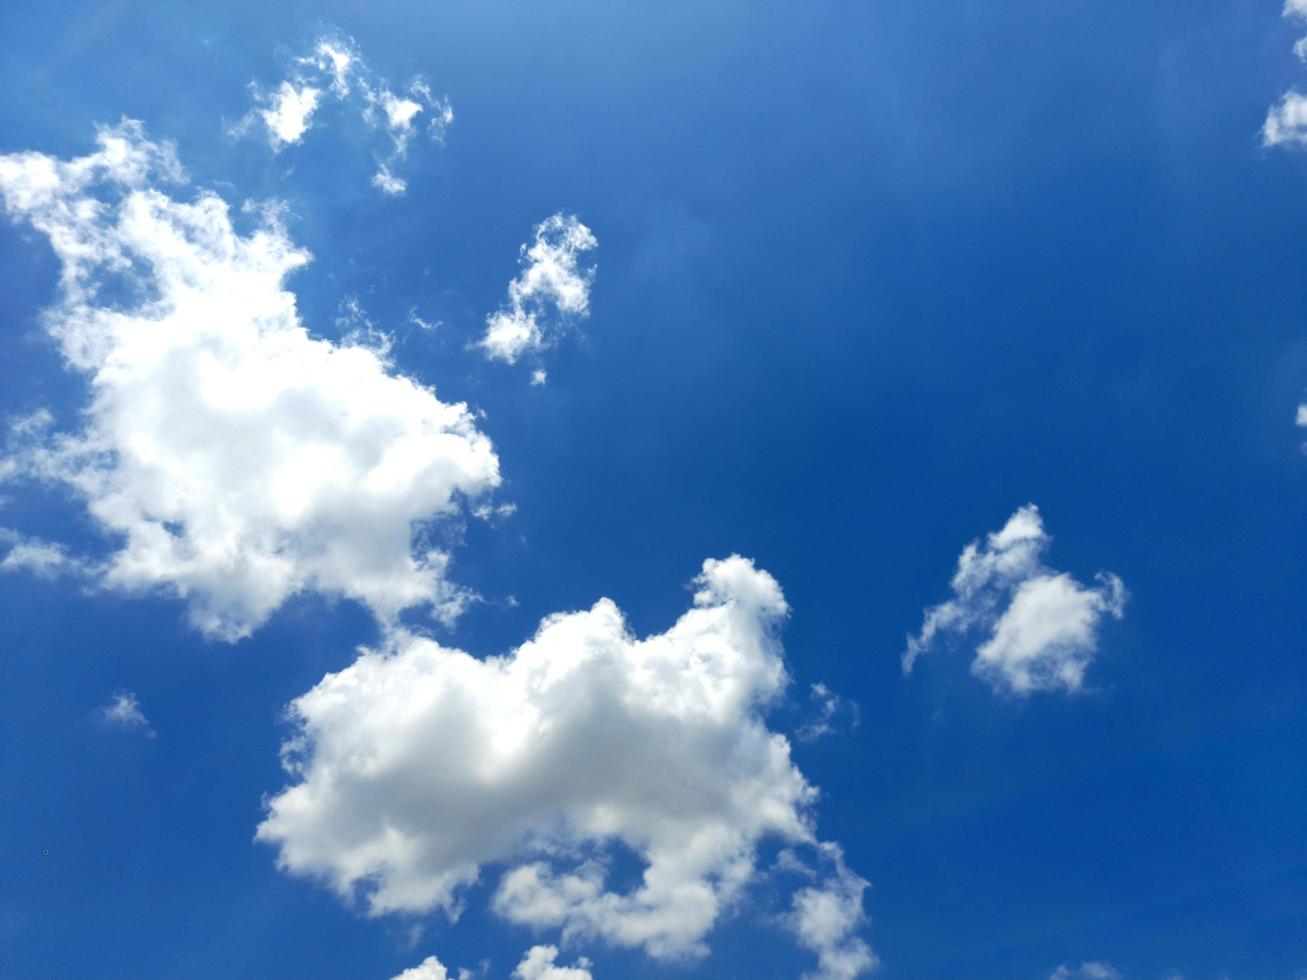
(796, 682, 860, 742)
(372, 165, 408, 196)
(409, 308, 440, 331)
(1263, 3, 1307, 147)
(0, 529, 87, 581)
(234, 31, 453, 195)
(530, 369, 548, 386)
(512, 945, 593, 980)
(391, 954, 488, 980)
(902, 504, 1127, 696)
(1048, 963, 1122, 980)
(479, 213, 597, 368)
(784, 843, 878, 980)
(98, 691, 155, 738)
(471, 501, 517, 525)
(259, 81, 322, 151)
(336, 296, 393, 356)
(391, 954, 451, 980)
(772, 848, 817, 878)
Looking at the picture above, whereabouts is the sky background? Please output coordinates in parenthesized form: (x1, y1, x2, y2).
(1, 1, 1306, 978)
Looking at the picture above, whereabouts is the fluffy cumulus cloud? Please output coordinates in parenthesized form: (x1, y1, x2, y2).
(479, 214, 597, 367)
(0, 122, 501, 640)
(513, 945, 594, 980)
(902, 505, 1126, 695)
(98, 690, 154, 736)
(235, 33, 454, 195)
(257, 556, 870, 970)
(785, 845, 878, 980)
(1048, 963, 1122, 980)
(1264, 1, 1307, 147)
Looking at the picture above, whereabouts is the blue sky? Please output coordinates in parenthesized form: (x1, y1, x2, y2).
(1, 2, 1306, 978)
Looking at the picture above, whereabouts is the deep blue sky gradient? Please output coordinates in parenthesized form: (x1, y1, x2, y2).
(0, 2, 1305, 977)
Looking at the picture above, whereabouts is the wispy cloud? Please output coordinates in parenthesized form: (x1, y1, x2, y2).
(98, 691, 154, 737)
(0, 527, 89, 581)
(480, 214, 597, 368)
(784, 844, 878, 980)
(232, 33, 454, 195)
(1048, 963, 1122, 980)
(795, 683, 860, 742)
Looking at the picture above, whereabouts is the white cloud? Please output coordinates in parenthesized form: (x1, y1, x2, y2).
(513, 945, 593, 980)
(237, 33, 453, 194)
(392, 955, 450, 980)
(367, 81, 453, 158)
(335, 295, 393, 354)
(409, 309, 439, 332)
(1048, 963, 1122, 980)
(391, 955, 484, 980)
(480, 214, 597, 367)
(259, 81, 322, 151)
(785, 845, 878, 980)
(1273, 4, 1307, 437)
(471, 501, 517, 524)
(902, 505, 1126, 695)
(1264, 3, 1307, 145)
(974, 570, 1126, 695)
(0, 121, 502, 641)
(257, 557, 866, 964)
(99, 690, 154, 736)
(795, 682, 859, 742)
(300, 37, 357, 98)
(0, 528, 86, 580)
(372, 165, 408, 196)
(1264, 91, 1307, 148)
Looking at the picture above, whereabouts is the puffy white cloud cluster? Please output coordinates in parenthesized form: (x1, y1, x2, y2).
(0, 115, 868, 977)
(0, 121, 501, 640)
(1048, 963, 1122, 980)
(1263, 2, 1307, 147)
(256, 557, 865, 966)
(480, 214, 597, 368)
(98, 690, 154, 737)
(513, 946, 594, 980)
(902, 505, 1126, 695)
(235, 34, 454, 195)
(785, 845, 878, 980)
